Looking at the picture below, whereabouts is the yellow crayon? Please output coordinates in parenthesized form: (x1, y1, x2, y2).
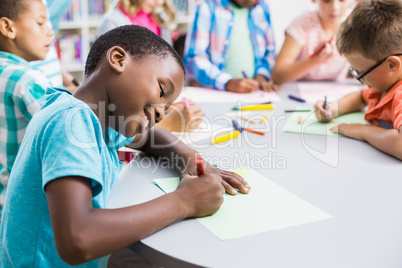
(233, 104, 274, 111)
(259, 114, 269, 124)
(211, 130, 240, 144)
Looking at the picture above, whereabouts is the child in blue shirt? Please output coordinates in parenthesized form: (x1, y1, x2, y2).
(184, 0, 278, 93)
(0, 25, 250, 267)
(0, 0, 53, 215)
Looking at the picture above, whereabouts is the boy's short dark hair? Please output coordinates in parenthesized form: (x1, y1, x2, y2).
(336, 0, 402, 60)
(0, 0, 29, 20)
(85, 25, 185, 76)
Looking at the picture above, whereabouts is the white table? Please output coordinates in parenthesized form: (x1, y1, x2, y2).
(107, 83, 402, 268)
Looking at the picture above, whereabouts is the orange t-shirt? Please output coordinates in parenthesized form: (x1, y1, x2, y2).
(362, 80, 402, 130)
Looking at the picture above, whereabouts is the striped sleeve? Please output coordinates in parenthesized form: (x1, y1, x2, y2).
(12, 69, 48, 119)
(285, 13, 310, 47)
(184, 0, 232, 90)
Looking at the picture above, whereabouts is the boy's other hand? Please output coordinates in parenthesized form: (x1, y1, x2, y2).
(225, 78, 259, 93)
(175, 173, 225, 217)
(314, 100, 334, 122)
(330, 123, 367, 141)
(254, 74, 280, 92)
(181, 161, 251, 195)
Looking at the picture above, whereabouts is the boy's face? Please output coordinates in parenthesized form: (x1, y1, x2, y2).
(230, 0, 259, 8)
(314, 0, 352, 24)
(12, 0, 53, 61)
(108, 55, 184, 137)
(345, 52, 401, 93)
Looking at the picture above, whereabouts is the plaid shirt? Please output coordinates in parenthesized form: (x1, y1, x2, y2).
(184, 0, 276, 91)
(0, 52, 49, 211)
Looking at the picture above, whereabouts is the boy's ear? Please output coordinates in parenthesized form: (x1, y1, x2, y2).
(106, 46, 127, 74)
(0, 17, 17, 39)
(387, 56, 401, 72)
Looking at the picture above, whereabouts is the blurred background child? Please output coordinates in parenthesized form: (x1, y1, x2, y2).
(99, 0, 176, 44)
(272, 0, 354, 85)
(184, 0, 278, 93)
(315, 0, 402, 160)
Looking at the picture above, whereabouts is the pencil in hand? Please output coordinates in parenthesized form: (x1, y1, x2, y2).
(309, 36, 334, 58)
(323, 96, 329, 122)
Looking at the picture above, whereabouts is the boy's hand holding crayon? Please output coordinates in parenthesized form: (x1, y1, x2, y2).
(314, 99, 337, 123)
(175, 171, 225, 217)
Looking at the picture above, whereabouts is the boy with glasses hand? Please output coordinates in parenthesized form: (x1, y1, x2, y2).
(314, 0, 402, 160)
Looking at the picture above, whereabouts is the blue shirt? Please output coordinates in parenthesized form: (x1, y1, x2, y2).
(184, 0, 276, 90)
(0, 87, 135, 267)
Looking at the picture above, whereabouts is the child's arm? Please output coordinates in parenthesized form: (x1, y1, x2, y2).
(272, 34, 335, 85)
(330, 124, 402, 160)
(130, 127, 250, 195)
(46, 171, 225, 265)
(252, 0, 278, 92)
(314, 90, 366, 122)
(183, 2, 232, 91)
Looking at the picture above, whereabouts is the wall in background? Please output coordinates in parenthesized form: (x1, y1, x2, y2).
(269, 0, 315, 53)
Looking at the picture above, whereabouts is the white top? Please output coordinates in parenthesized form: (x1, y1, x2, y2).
(286, 11, 349, 81)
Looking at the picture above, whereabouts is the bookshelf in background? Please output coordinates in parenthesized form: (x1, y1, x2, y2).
(55, 0, 111, 81)
(171, 0, 195, 33)
(55, 0, 194, 81)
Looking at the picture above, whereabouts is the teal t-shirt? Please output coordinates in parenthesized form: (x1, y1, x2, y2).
(0, 87, 135, 267)
(224, 4, 255, 78)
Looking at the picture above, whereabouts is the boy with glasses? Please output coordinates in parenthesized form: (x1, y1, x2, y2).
(314, 0, 402, 160)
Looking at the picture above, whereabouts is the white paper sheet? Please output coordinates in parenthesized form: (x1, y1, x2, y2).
(178, 86, 281, 104)
(298, 82, 363, 104)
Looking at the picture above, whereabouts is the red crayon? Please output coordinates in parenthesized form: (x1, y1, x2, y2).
(195, 157, 206, 176)
(309, 36, 334, 58)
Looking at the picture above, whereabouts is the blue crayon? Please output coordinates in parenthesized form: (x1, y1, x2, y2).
(288, 94, 306, 103)
(232, 119, 243, 132)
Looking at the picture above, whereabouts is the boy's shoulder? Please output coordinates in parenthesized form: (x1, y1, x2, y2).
(40, 87, 91, 116)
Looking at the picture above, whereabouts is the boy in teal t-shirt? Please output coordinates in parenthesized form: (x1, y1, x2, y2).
(0, 25, 251, 267)
(0, 0, 53, 214)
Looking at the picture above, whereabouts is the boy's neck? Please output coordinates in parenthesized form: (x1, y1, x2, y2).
(73, 71, 110, 131)
(0, 39, 31, 62)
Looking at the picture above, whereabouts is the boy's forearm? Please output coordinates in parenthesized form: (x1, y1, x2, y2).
(363, 126, 402, 160)
(331, 90, 366, 117)
(47, 177, 190, 265)
(129, 127, 198, 168)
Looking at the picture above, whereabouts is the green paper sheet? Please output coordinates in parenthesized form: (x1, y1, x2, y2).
(282, 108, 366, 136)
(154, 169, 332, 240)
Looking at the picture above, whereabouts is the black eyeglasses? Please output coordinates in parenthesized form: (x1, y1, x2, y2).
(349, 53, 402, 83)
